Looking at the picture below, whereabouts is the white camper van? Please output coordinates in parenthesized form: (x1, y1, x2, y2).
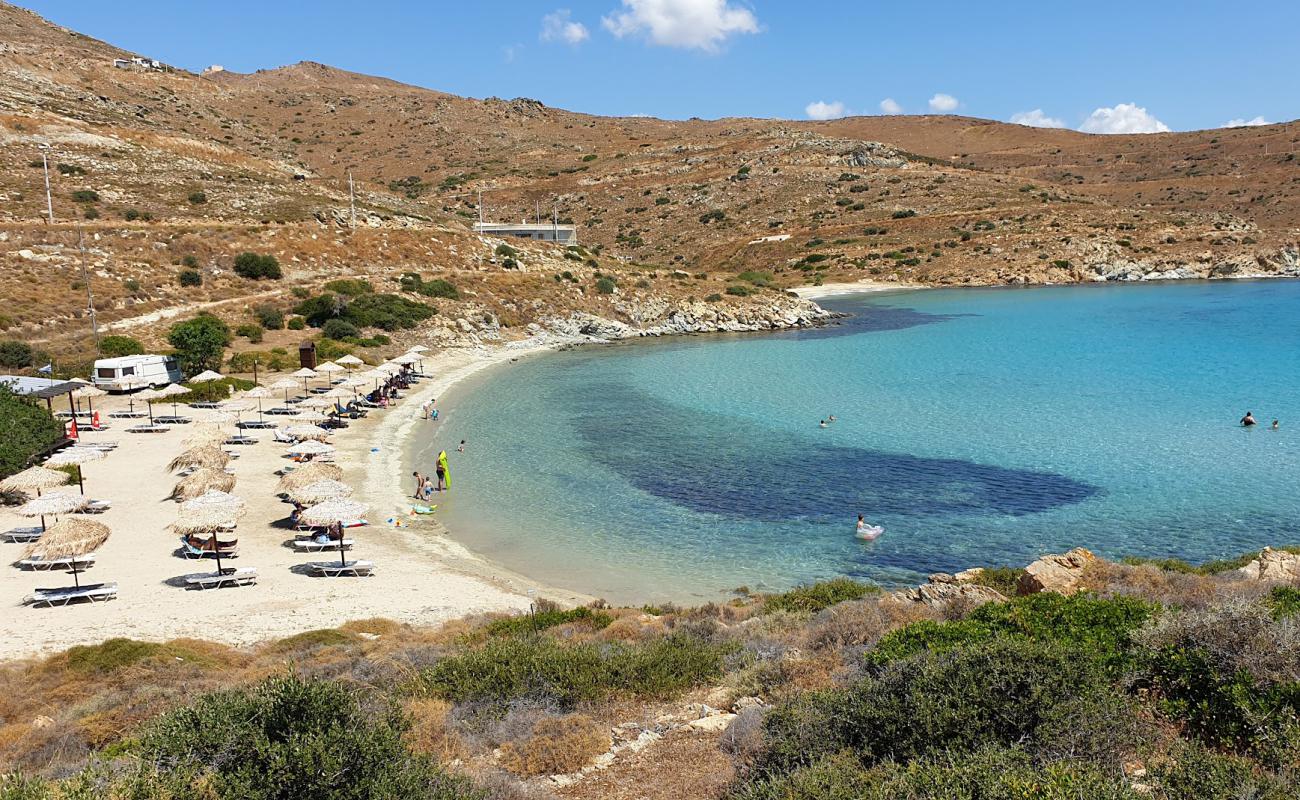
(92, 355, 182, 390)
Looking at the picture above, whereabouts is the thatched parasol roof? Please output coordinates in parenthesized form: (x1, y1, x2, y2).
(0, 466, 71, 493)
(268, 378, 299, 390)
(180, 490, 246, 518)
(243, 386, 276, 399)
(189, 370, 225, 382)
(277, 462, 344, 492)
(156, 383, 192, 398)
(45, 448, 105, 467)
(71, 385, 108, 400)
(291, 367, 318, 378)
(314, 361, 345, 374)
(168, 446, 231, 473)
(286, 440, 335, 456)
(283, 424, 331, 441)
(22, 518, 110, 560)
(171, 468, 236, 501)
(391, 353, 421, 365)
(299, 499, 368, 527)
(289, 479, 354, 505)
(336, 354, 365, 367)
(17, 491, 88, 517)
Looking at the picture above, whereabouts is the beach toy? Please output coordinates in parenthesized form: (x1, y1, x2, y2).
(411, 504, 438, 515)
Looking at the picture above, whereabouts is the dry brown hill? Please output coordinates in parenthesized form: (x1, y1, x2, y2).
(1, 1, 1297, 358)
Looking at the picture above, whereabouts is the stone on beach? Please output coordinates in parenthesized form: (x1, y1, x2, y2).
(1017, 547, 1097, 595)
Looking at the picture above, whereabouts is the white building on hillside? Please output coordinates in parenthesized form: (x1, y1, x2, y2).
(473, 221, 578, 244)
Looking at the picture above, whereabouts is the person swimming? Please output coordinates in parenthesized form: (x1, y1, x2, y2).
(1272, 420, 1280, 430)
(1241, 411, 1257, 427)
(855, 514, 884, 541)
(819, 420, 828, 428)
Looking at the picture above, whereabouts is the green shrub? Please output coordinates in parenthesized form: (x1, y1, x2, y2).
(495, 243, 519, 259)
(724, 285, 751, 297)
(343, 294, 435, 331)
(737, 270, 773, 286)
(70, 189, 99, 203)
(966, 566, 1023, 597)
(83, 207, 99, 220)
(234, 323, 264, 343)
(322, 319, 361, 340)
(868, 593, 1155, 672)
(732, 747, 1139, 800)
(412, 633, 733, 709)
(293, 293, 346, 326)
(232, 252, 282, 280)
(400, 273, 460, 299)
(287, 316, 306, 330)
(124, 208, 141, 221)
(755, 639, 1134, 779)
(167, 314, 231, 376)
(99, 335, 145, 358)
(322, 278, 372, 296)
(1266, 586, 1300, 620)
(227, 351, 293, 373)
(705, 293, 724, 302)
(891, 209, 917, 219)
(0, 385, 65, 479)
(485, 606, 614, 637)
(180, 376, 252, 404)
(313, 338, 356, 361)
(177, 269, 202, 287)
(187, 190, 207, 205)
(137, 673, 473, 799)
(582, 153, 599, 162)
(699, 209, 726, 224)
(252, 304, 285, 330)
(762, 578, 877, 615)
(595, 276, 617, 294)
(0, 340, 34, 369)
(1150, 741, 1287, 800)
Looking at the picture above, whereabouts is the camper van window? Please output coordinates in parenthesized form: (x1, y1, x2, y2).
(164, 358, 178, 371)
(96, 368, 114, 378)
(122, 366, 136, 376)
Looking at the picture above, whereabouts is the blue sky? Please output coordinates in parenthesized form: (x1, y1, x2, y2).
(20, 0, 1297, 132)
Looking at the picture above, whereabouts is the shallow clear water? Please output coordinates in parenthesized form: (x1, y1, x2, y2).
(415, 281, 1300, 604)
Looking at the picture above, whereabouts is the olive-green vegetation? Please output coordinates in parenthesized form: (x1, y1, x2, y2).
(166, 314, 231, 376)
(0, 385, 66, 478)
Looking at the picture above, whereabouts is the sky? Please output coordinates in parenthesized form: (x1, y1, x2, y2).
(20, 0, 1298, 133)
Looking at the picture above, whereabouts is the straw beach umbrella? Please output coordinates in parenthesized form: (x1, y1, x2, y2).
(23, 518, 110, 587)
(17, 491, 89, 532)
(189, 370, 224, 383)
(283, 424, 331, 442)
(242, 386, 276, 423)
(135, 388, 162, 424)
(408, 345, 429, 353)
(314, 361, 344, 379)
(175, 490, 246, 573)
(168, 446, 230, 474)
(299, 499, 369, 566)
(290, 479, 354, 505)
(269, 377, 300, 405)
(184, 426, 229, 448)
(1, 466, 71, 496)
(171, 467, 237, 501)
(71, 385, 107, 417)
(292, 409, 330, 425)
(277, 462, 344, 492)
(45, 447, 105, 495)
(336, 354, 364, 368)
(156, 383, 192, 417)
(392, 352, 421, 366)
(291, 367, 318, 396)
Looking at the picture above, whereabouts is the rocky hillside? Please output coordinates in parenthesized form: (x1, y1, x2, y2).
(1, 1, 1298, 359)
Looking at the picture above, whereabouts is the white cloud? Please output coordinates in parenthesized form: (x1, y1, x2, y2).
(879, 97, 902, 115)
(1079, 103, 1170, 134)
(602, 0, 760, 51)
(928, 93, 959, 112)
(1009, 109, 1066, 129)
(1223, 116, 1269, 128)
(805, 100, 846, 120)
(541, 10, 590, 44)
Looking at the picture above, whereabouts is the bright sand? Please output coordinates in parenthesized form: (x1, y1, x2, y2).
(0, 341, 584, 661)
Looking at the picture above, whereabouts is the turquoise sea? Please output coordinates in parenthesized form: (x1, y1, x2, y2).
(413, 281, 1300, 604)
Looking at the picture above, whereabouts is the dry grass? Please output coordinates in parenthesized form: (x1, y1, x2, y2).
(499, 714, 610, 777)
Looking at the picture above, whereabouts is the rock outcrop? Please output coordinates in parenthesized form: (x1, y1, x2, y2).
(892, 572, 1007, 608)
(1234, 547, 1300, 583)
(1018, 548, 1097, 595)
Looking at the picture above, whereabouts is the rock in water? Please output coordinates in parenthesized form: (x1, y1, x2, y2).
(1018, 548, 1096, 595)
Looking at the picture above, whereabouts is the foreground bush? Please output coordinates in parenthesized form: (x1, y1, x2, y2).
(498, 714, 608, 777)
(232, 252, 282, 280)
(755, 638, 1143, 780)
(0, 385, 65, 478)
(412, 633, 734, 709)
(137, 673, 474, 799)
(732, 747, 1139, 800)
(762, 578, 878, 615)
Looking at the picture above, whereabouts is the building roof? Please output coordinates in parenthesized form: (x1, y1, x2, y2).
(0, 375, 80, 399)
(473, 222, 576, 232)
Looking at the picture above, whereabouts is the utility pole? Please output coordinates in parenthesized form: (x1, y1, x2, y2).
(39, 144, 54, 224)
(77, 226, 100, 354)
(348, 170, 356, 229)
(535, 199, 540, 225)
(477, 190, 484, 225)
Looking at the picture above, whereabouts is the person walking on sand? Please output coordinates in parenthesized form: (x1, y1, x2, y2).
(1241, 411, 1257, 427)
(412, 471, 425, 499)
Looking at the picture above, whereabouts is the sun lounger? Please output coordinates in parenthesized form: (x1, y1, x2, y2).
(126, 425, 170, 434)
(24, 582, 118, 607)
(84, 499, 112, 513)
(179, 536, 238, 559)
(108, 410, 147, 419)
(272, 428, 295, 443)
(265, 407, 298, 416)
(188, 402, 222, 410)
(74, 440, 118, 449)
(185, 567, 257, 589)
(308, 560, 374, 577)
(2, 527, 44, 543)
(18, 553, 97, 570)
(293, 538, 354, 552)
(224, 435, 258, 446)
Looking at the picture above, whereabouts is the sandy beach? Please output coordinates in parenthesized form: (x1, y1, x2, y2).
(0, 340, 586, 661)
(790, 278, 922, 299)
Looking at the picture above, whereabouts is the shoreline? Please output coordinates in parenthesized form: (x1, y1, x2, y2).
(790, 278, 923, 299)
